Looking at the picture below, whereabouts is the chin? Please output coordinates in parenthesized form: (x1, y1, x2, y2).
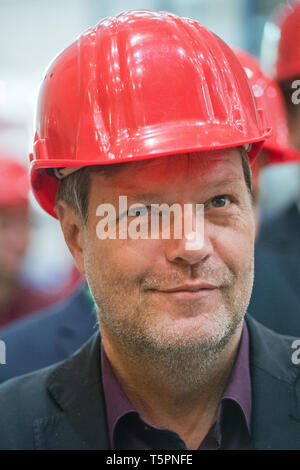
(143, 313, 237, 352)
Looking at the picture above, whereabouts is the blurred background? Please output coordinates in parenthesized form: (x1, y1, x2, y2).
(0, 0, 299, 295)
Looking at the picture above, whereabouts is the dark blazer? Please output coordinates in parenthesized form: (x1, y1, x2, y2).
(0, 284, 98, 383)
(0, 315, 300, 450)
(248, 203, 300, 336)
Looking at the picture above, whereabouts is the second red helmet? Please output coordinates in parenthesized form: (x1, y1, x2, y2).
(236, 49, 299, 165)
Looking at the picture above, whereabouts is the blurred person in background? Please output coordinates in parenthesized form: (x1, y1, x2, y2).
(0, 158, 96, 381)
(235, 50, 300, 336)
(255, 1, 300, 328)
(0, 282, 97, 383)
(0, 157, 63, 328)
(276, 1, 300, 152)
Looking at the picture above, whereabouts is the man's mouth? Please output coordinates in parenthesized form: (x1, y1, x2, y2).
(152, 282, 218, 299)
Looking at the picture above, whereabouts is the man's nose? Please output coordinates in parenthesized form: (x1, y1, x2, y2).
(164, 209, 213, 266)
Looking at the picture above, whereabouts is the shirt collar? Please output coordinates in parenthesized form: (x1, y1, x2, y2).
(221, 320, 252, 433)
(101, 343, 136, 447)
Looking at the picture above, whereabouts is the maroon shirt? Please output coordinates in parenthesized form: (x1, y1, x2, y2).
(101, 321, 252, 450)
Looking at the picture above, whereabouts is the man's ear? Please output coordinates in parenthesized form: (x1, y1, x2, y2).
(55, 201, 85, 274)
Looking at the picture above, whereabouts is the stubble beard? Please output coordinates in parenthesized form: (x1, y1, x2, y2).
(91, 260, 254, 394)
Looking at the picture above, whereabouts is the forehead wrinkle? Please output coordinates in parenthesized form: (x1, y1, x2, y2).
(92, 148, 244, 198)
(116, 152, 218, 184)
(126, 192, 164, 202)
(148, 149, 242, 178)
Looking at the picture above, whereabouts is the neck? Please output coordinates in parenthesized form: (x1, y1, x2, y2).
(101, 321, 243, 449)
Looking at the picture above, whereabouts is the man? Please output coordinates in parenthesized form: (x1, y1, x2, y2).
(234, 50, 300, 336)
(0, 157, 60, 328)
(256, 0, 300, 314)
(0, 11, 299, 450)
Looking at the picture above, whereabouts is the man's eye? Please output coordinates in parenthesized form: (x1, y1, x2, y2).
(210, 195, 230, 208)
(127, 206, 149, 217)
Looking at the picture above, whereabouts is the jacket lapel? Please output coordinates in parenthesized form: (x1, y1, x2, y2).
(35, 332, 110, 450)
(246, 315, 300, 449)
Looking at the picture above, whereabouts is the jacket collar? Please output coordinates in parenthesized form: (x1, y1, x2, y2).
(43, 332, 109, 450)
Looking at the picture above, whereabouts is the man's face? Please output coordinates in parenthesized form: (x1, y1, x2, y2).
(78, 149, 255, 354)
(0, 205, 30, 281)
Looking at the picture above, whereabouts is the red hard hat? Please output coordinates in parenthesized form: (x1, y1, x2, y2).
(276, 1, 300, 81)
(30, 10, 270, 218)
(0, 158, 29, 208)
(236, 49, 299, 165)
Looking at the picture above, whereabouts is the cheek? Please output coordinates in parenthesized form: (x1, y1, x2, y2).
(84, 233, 163, 286)
(210, 215, 255, 272)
